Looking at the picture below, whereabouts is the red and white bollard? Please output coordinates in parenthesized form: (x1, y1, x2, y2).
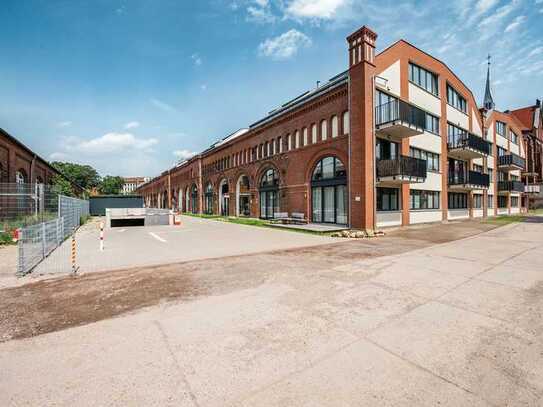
(99, 221, 104, 251)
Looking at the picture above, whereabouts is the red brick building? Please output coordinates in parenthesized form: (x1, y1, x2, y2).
(138, 25, 540, 229)
(0, 128, 60, 185)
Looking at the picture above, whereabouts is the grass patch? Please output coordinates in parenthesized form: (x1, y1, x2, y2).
(484, 210, 543, 225)
(484, 215, 526, 225)
(0, 231, 15, 246)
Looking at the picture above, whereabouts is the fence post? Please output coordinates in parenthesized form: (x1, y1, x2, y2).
(41, 222, 46, 259)
(71, 228, 78, 274)
(56, 217, 60, 246)
(17, 229, 24, 275)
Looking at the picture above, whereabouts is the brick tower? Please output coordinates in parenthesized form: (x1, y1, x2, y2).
(347, 26, 377, 230)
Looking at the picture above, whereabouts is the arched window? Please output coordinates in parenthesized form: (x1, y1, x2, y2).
(190, 184, 198, 214)
(311, 124, 317, 144)
(321, 120, 328, 141)
(15, 169, 27, 184)
(342, 111, 350, 135)
(295, 130, 300, 148)
(219, 179, 229, 216)
(259, 168, 279, 219)
(302, 127, 308, 146)
(204, 183, 213, 214)
(236, 174, 251, 217)
(311, 157, 347, 225)
(287, 134, 292, 151)
(331, 116, 339, 138)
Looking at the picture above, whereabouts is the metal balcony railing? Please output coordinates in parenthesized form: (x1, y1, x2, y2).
(525, 184, 541, 194)
(375, 99, 426, 129)
(377, 155, 427, 179)
(447, 133, 491, 156)
(448, 170, 490, 188)
(498, 180, 524, 193)
(498, 153, 525, 169)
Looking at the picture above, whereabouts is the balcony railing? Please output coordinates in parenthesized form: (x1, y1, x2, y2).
(498, 153, 525, 170)
(377, 155, 427, 180)
(448, 170, 490, 188)
(375, 99, 426, 129)
(525, 184, 541, 194)
(498, 180, 524, 193)
(447, 133, 490, 156)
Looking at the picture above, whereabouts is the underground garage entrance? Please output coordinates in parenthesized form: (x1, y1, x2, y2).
(105, 208, 172, 228)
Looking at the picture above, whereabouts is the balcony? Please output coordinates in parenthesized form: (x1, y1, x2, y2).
(525, 184, 541, 194)
(498, 153, 525, 171)
(375, 99, 425, 140)
(376, 155, 427, 184)
(447, 133, 491, 160)
(448, 170, 489, 190)
(498, 180, 524, 193)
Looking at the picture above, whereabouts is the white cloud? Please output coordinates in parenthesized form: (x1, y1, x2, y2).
(150, 98, 176, 112)
(475, 0, 498, 14)
(284, 0, 347, 19)
(173, 149, 197, 161)
(504, 15, 526, 32)
(478, 0, 519, 28)
(191, 53, 202, 66)
(247, 5, 277, 23)
(57, 121, 72, 128)
(258, 29, 311, 60)
(68, 133, 158, 155)
(124, 121, 140, 129)
(529, 46, 543, 57)
(200, 84, 207, 91)
(49, 152, 69, 160)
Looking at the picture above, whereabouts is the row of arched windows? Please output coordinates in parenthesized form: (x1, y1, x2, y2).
(201, 111, 349, 178)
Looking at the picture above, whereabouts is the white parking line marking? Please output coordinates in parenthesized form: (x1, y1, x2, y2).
(118, 229, 126, 233)
(149, 232, 167, 243)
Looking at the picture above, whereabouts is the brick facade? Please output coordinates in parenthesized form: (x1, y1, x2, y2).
(0, 128, 59, 185)
(138, 24, 538, 228)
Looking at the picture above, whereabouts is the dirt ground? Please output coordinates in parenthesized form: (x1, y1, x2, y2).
(0, 220, 497, 342)
(2, 218, 543, 406)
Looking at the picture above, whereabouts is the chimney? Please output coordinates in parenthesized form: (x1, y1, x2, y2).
(347, 25, 377, 231)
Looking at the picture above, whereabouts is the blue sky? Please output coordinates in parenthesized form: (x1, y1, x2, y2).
(1, 0, 542, 177)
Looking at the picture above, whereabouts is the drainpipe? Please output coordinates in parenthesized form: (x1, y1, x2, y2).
(372, 75, 377, 232)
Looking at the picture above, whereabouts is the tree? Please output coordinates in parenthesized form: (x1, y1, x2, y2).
(99, 176, 124, 195)
(51, 162, 100, 190)
(51, 174, 74, 197)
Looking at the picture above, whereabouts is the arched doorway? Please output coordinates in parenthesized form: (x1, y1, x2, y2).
(185, 187, 190, 212)
(204, 182, 214, 214)
(236, 174, 251, 217)
(177, 188, 183, 211)
(311, 156, 347, 225)
(259, 168, 279, 219)
(219, 179, 229, 216)
(190, 184, 198, 214)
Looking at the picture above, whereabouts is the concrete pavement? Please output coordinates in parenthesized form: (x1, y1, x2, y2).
(1, 219, 542, 406)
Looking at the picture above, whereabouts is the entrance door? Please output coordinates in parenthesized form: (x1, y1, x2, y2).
(222, 195, 230, 216)
(239, 195, 250, 217)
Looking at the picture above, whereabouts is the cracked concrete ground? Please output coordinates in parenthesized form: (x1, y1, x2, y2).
(0, 218, 542, 406)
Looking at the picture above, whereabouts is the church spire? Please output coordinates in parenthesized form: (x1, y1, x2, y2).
(483, 54, 495, 111)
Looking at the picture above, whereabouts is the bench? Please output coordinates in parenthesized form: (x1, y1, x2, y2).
(291, 212, 307, 224)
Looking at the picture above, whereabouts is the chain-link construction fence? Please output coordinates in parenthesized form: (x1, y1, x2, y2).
(0, 183, 89, 275)
(16, 195, 89, 274)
